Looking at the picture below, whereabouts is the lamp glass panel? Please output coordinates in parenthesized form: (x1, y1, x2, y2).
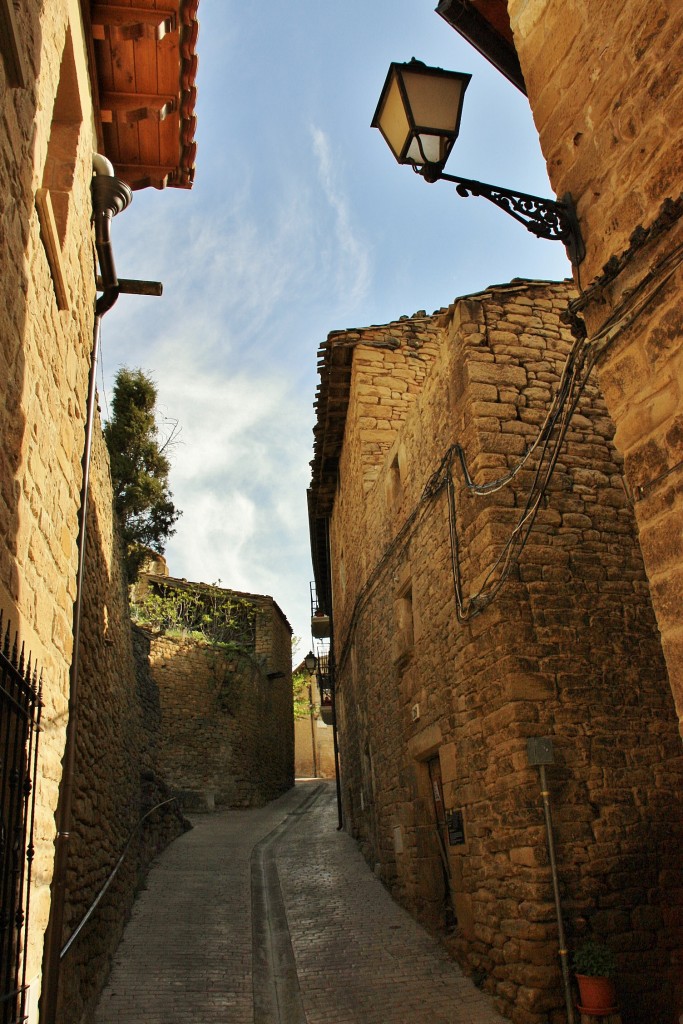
(401, 69, 466, 134)
(406, 133, 446, 166)
(376, 73, 411, 162)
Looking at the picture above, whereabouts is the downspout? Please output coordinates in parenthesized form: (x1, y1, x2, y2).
(325, 518, 343, 831)
(40, 157, 132, 1024)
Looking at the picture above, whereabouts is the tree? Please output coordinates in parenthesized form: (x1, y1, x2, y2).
(104, 367, 181, 581)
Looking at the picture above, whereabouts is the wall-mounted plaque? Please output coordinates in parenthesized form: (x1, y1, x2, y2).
(447, 809, 465, 846)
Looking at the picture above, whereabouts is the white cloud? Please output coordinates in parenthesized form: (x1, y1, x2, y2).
(100, 133, 375, 649)
(139, 351, 314, 641)
(310, 125, 372, 309)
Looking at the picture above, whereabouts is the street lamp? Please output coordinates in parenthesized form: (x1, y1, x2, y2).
(303, 650, 318, 673)
(372, 59, 585, 266)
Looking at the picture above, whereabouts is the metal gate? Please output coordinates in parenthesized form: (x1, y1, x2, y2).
(0, 616, 42, 1024)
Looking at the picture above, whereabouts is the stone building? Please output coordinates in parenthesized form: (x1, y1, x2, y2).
(435, 0, 683, 735)
(133, 575, 295, 810)
(307, 279, 683, 1023)
(0, 2, 198, 1021)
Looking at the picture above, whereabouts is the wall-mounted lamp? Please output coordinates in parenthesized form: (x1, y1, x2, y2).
(371, 59, 585, 266)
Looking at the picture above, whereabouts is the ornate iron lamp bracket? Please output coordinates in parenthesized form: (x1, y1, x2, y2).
(418, 165, 585, 266)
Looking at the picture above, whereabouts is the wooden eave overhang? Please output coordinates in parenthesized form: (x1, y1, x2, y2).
(307, 331, 355, 614)
(84, 0, 199, 190)
(436, 0, 527, 95)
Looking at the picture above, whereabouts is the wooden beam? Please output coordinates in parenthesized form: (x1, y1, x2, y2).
(100, 91, 177, 124)
(35, 189, 69, 311)
(96, 277, 163, 297)
(0, 0, 28, 88)
(91, 4, 176, 41)
(114, 163, 178, 189)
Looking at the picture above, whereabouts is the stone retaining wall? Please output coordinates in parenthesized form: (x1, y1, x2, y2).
(142, 593, 294, 810)
(55, 423, 189, 1024)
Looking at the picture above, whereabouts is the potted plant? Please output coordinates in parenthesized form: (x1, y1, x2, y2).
(573, 940, 618, 1015)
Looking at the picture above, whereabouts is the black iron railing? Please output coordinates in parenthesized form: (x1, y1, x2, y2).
(0, 615, 42, 1024)
(315, 651, 332, 707)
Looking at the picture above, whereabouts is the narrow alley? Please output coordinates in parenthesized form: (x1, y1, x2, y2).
(93, 782, 505, 1024)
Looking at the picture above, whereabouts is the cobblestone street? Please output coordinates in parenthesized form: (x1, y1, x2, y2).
(94, 781, 505, 1024)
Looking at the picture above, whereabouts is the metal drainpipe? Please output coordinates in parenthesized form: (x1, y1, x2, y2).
(324, 518, 343, 831)
(40, 159, 132, 1024)
(539, 763, 576, 1024)
(528, 738, 575, 1024)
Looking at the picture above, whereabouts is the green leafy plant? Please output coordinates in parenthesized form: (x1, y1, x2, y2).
(131, 583, 260, 651)
(573, 940, 617, 978)
(293, 670, 311, 720)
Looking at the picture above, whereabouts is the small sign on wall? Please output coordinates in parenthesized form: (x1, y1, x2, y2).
(446, 809, 465, 846)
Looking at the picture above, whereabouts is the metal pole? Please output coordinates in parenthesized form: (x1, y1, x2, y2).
(538, 763, 576, 1024)
(330, 670, 343, 831)
(323, 518, 343, 831)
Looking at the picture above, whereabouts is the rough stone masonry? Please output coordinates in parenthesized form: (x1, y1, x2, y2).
(309, 279, 683, 1024)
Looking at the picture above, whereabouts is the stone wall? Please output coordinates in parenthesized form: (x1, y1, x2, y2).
(140, 588, 294, 809)
(1, 4, 193, 1017)
(315, 281, 683, 1024)
(0, 1, 101, 1012)
(54, 423, 188, 1024)
(505, 0, 683, 733)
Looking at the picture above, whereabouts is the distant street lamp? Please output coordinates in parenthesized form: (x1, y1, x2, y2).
(372, 59, 585, 266)
(304, 650, 318, 673)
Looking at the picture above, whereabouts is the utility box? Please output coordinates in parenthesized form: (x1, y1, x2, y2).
(527, 736, 555, 766)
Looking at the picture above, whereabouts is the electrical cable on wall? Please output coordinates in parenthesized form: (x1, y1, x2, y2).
(337, 325, 602, 666)
(448, 339, 599, 619)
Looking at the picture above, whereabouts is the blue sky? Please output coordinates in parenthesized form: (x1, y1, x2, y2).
(99, 1, 572, 654)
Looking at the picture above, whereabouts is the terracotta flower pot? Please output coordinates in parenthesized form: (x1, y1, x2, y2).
(575, 973, 618, 1016)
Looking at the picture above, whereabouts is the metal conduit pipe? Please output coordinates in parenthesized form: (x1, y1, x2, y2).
(59, 798, 178, 961)
(40, 157, 132, 1024)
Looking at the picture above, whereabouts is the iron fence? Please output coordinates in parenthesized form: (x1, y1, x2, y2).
(0, 615, 42, 1024)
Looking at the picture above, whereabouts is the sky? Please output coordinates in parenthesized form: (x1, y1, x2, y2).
(98, 0, 572, 657)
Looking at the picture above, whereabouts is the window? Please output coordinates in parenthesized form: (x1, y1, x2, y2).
(339, 546, 346, 595)
(0, 0, 27, 88)
(393, 581, 415, 664)
(386, 447, 407, 513)
(35, 26, 83, 310)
